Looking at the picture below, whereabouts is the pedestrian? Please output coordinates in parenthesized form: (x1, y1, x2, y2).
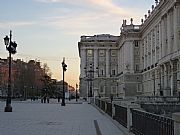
(58, 96, 60, 103)
(43, 96, 46, 103)
(41, 97, 43, 103)
(47, 96, 50, 103)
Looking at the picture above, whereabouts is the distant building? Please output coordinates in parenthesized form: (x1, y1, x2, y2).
(78, 34, 119, 98)
(56, 81, 68, 98)
(78, 0, 180, 98)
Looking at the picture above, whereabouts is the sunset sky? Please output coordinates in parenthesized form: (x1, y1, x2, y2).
(0, 0, 154, 87)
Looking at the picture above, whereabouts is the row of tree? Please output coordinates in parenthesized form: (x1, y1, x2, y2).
(0, 58, 56, 99)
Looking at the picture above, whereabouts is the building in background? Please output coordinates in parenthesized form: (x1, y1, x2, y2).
(78, 34, 119, 98)
(55, 81, 68, 98)
(78, 0, 180, 98)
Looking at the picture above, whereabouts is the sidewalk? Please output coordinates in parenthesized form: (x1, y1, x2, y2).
(0, 100, 125, 135)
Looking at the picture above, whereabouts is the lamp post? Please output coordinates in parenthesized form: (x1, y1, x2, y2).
(3, 30, 17, 112)
(61, 58, 67, 106)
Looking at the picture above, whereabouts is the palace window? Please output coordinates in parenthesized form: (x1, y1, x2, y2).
(100, 86, 105, 93)
(112, 69, 116, 75)
(135, 65, 139, 71)
(99, 50, 105, 56)
(111, 86, 117, 94)
(101, 70, 104, 76)
(134, 41, 139, 47)
(111, 50, 117, 56)
(87, 49, 93, 56)
(137, 83, 142, 92)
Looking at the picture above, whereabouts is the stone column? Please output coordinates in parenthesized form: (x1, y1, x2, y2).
(106, 49, 110, 77)
(167, 11, 171, 54)
(159, 22, 162, 59)
(161, 66, 165, 95)
(174, 4, 180, 50)
(117, 49, 120, 74)
(151, 31, 153, 65)
(170, 61, 173, 96)
(144, 38, 146, 68)
(163, 64, 168, 96)
(171, 60, 178, 96)
(147, 34, 150, 67)
(173, 113, 180, 135)
(161, 17, 165, 57)
(81, 49, 86, 78)
(158, 66, 163, 95)
(94, 49, 98, 78)
(154, 27, 157, 64)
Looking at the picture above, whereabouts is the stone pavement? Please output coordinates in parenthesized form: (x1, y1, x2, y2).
(0, 99, 126, 135)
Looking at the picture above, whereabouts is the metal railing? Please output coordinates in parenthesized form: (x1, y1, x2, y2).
(113, 104, 127, 128)
(106, 101, 112, 117)
(95, 98, 100, 107)
(100, 100, 106, 111)
(131, 109, 174, 135)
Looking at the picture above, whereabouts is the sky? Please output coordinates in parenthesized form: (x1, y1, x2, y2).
(0, 0, 154, 88)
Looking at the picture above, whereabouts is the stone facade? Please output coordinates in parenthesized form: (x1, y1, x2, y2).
(78, 0, 180, 98)
(78, 34, 119, 98)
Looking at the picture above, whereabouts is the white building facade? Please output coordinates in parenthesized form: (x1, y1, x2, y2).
(78, 34, 120, 98)
(78, 0, 180, 98)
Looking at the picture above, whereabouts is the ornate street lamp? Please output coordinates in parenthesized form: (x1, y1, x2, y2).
(61, 58, 67, 106)
(3, 30, 18, 112)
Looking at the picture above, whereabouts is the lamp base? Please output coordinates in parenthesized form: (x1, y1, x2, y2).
(4, 105, 12, 112)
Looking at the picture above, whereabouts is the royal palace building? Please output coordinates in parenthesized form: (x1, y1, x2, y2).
(78, 0, 180, 98)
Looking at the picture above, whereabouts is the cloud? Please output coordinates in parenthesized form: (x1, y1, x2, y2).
(35, 0, 135, 17)
(42, 11, 121, 35)
(0, 21, 35, 29)
(36, 0, 144, 31)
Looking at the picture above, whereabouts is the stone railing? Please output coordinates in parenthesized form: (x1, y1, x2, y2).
(92, 97, 180, 135)
(136, 96, 180, 103)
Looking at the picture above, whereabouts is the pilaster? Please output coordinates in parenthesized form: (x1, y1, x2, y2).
(163, 64, 168, 96)
(159, 22, 162, 59)
(151, 31, 153, 65)
(174, 5, 178, 51)
(167, 11, 171, 54)
(94, 49, 98, 78)
(81, 49, 86, 78)
(161, 17, 165, 57)
(144, 38, 146, 68)
(106, 49, 110, 77)
(154, 27, 157, 64)
(170, 60, 178, 96)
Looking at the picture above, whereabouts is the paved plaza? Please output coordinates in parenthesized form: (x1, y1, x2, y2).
(0, 99, 126, 135)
